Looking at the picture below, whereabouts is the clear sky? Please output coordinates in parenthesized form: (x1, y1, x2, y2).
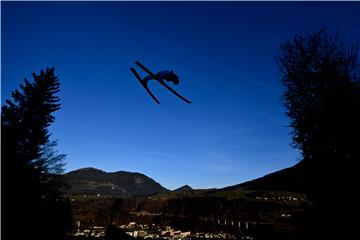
(2, 1, 360, 190)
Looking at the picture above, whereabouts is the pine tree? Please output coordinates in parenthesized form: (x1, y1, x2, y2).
(2, 68, 71, 240)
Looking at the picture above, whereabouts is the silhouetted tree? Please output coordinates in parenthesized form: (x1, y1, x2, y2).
(278, 29, 360, 238)
(2, 68, 71, 240)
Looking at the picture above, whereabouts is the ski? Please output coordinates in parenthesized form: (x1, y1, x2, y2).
(130, 67, 161, 104)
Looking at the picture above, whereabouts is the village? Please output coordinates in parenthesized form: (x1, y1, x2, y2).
(72, 221, 254, 239)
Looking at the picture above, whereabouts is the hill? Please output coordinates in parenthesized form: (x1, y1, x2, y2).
(173, 185, 193, 192)
(63, 167, 169, 198)
(222, 161, 305, 193)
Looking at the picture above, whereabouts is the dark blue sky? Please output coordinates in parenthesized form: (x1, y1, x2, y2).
(2, 2, 360, 189)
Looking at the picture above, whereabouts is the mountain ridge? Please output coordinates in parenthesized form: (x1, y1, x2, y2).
(64, 161, 305, 198)
(64, 167, 170, 198)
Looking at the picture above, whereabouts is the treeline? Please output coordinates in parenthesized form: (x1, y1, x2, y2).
(70, 194, 305, 229)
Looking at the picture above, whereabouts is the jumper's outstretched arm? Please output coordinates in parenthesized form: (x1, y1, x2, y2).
(135, 61, 192, 104)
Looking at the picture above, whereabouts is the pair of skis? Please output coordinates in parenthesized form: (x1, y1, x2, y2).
(130, 61, 191, 104)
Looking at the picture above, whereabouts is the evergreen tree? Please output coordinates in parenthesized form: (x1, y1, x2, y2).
(278, 29, 360, 238)
(2, 68, 71, 240)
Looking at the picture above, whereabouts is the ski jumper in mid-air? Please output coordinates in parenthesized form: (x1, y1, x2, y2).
(130, 61, 191, 104)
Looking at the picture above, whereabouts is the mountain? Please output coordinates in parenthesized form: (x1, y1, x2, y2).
(222, 161, 305, 193)
(173, 185, 193, 192)
(64, 161, 305, 199)
(63, 167, 169, 197)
